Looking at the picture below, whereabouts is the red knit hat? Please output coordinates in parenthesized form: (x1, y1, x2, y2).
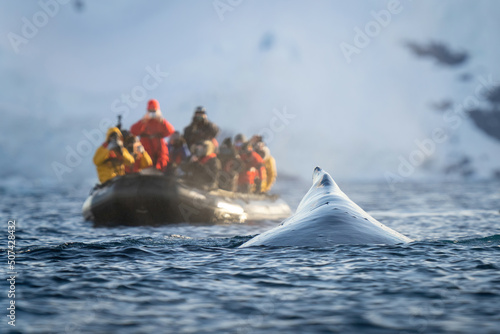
(147, 99, 160, 111)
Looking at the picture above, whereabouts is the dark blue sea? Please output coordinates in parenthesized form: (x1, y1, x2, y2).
(1, 176, 499, 333)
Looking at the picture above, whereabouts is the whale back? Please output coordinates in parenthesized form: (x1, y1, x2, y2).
(295, 166, 346, 213)
(240, 167, 412, 247)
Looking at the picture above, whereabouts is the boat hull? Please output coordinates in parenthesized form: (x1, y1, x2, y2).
(82, 172, 291, 226)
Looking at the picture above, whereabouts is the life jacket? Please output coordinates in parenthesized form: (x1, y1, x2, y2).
(238, 151, 265, 185)
(93, 139, 135, 184)
(130, 118, 175, 170)
(104, 146, 126, 171)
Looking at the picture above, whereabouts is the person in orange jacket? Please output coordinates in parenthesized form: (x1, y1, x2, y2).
(130, 99, 175, 170)
(238, 142, 267, 193)
(93, 127, 135, 183)
(123, 133, 153, 174)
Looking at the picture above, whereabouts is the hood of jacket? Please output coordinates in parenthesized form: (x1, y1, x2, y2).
(106, 127, 123, 141)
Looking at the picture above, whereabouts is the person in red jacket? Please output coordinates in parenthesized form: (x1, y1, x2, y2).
(130, 99, 175, 170)
(238, 142, 267, 193)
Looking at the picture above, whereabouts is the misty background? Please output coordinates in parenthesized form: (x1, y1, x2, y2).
(1, 0, 499, 186)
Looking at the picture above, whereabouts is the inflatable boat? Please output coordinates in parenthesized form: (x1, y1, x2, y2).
(82, 169, 291, 226)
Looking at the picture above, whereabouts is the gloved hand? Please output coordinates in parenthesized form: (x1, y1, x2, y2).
(134, 142, 144, 154)
(107, 141, 117, 151)
(108, 139, 123, 152)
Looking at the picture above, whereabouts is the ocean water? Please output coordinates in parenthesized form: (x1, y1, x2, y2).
(1, 177, 499, 334)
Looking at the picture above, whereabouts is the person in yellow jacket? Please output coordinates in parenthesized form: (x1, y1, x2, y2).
(93, 127, 135, 183)
(123, 132, 153, 174)
(254, 141, 277, 193)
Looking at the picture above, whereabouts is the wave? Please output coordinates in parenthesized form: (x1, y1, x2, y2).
(4, 235, 498, 259)
(440, 234, 500, 245)
(8, 235, 252, 256)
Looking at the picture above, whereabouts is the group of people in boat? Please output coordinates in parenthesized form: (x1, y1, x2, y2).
(93, 99, 277, 194)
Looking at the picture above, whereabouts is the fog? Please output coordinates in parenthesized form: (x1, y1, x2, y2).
(1, 0, 499, 185)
